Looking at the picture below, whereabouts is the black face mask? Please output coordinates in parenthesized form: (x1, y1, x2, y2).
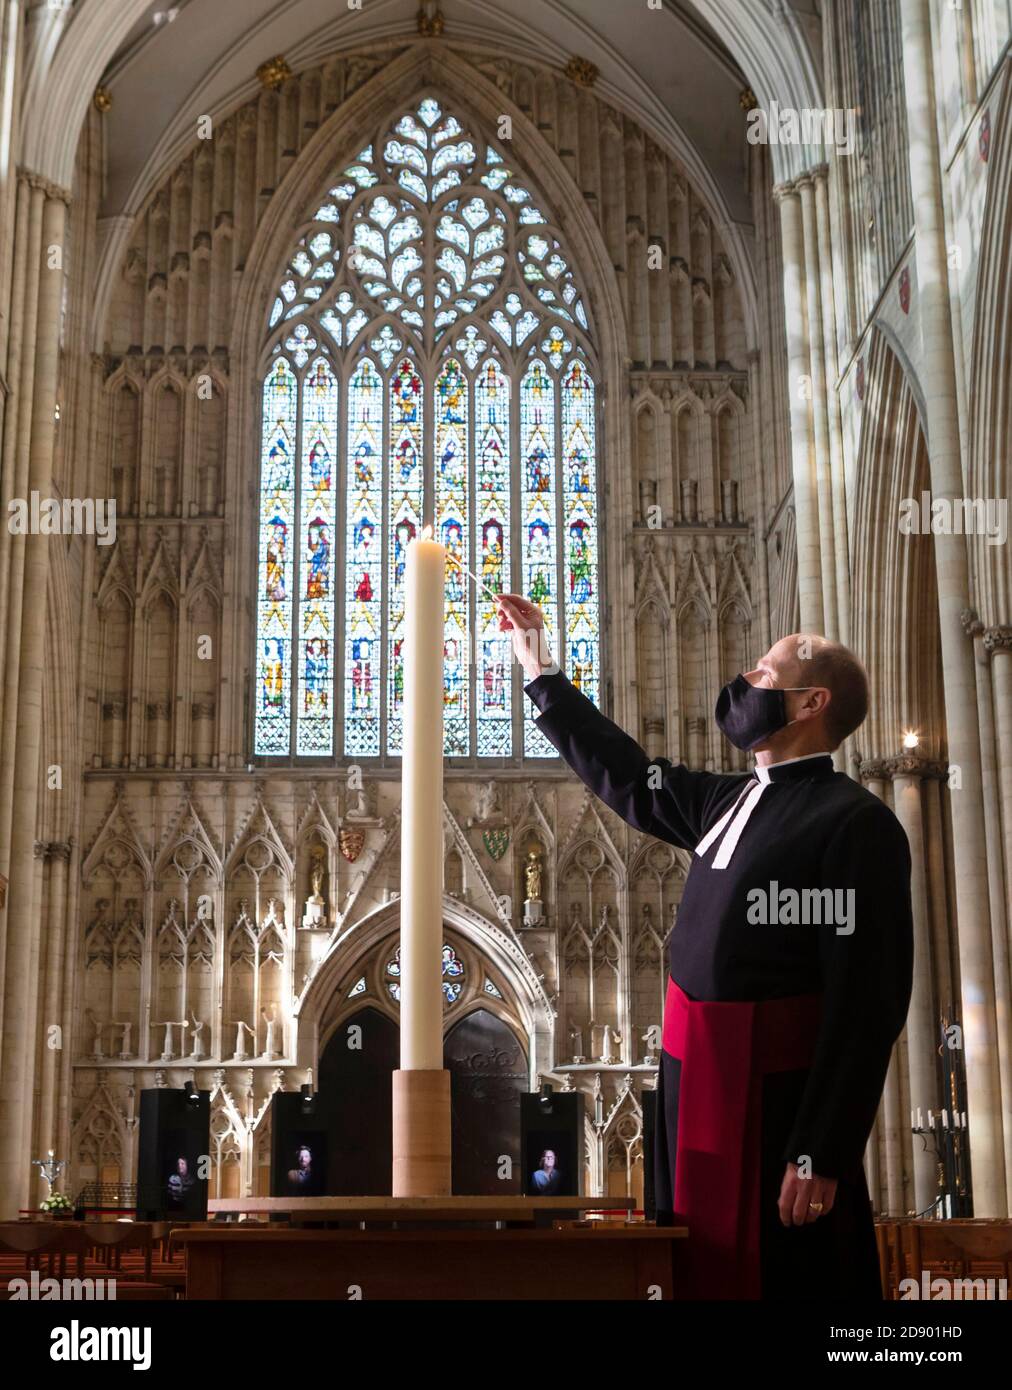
(714, 674, 813, 752)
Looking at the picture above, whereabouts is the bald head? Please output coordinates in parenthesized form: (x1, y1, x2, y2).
(775, 634, 870, 748)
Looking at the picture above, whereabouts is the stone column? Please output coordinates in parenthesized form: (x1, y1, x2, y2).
(0, 173, 44, 868)
(813, 165, 851, 645)
(887, 753, 946, 1215)
(983, 626, 1012, 958)
(35, 841, 71, 1185)
(797, 172, 839, 640)
(747, 349, 772, 655)
(0, 172, 32, 742)
(860, 759, 907, 1213)
(900, 0, 1006, 1212)
(772, 182, 824, 632)
(0, 180, 68, 1218)
(981, 623, 1012, 1206)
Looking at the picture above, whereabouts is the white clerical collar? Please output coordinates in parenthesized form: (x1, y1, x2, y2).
(696, 752, 834, 869)
(754, 751, 833, 786)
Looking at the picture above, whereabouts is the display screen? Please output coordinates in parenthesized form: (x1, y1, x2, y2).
(282, 1134, 328, 1197)
(524, 1129, 578, 1198)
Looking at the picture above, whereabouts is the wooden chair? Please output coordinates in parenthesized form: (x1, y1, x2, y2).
(83, 1222, 153, 1280)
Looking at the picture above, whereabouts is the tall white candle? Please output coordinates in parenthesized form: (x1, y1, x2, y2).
(400, 530, 446, 1071)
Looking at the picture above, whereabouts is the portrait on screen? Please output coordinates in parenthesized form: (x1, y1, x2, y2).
(284, 1134, 327, 1196)
(162, 1129, 205, 1218)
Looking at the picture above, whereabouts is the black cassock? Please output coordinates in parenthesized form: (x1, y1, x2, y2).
(526, 671, 913, 1299)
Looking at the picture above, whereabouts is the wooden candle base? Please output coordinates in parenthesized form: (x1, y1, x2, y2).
(392, 1069, 452, 1197)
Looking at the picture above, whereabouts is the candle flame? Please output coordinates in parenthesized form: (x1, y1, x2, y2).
(421, 524, 433, 540)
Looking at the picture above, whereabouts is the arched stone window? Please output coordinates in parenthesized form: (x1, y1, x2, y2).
(253, 95, 601, 762)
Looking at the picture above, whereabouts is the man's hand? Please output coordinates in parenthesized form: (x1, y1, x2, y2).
(778, 1162, 838, 1226)
(496, 593, 557, 682)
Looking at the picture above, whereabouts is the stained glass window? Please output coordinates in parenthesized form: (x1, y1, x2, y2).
(254, 97, 600, 760)
(344, 358, 383, 756)
(387, 357, 424, 755)
(520, 358, 558, 758)
(435, 357, 469, 755)
(255, 358, 297, 755)
(297, 357, 337, 755)
(562, 356, 599, 706)
(474, 356, 511, 755)
(384, 943, 465, 1005)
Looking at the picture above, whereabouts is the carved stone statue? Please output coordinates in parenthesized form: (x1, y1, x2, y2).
(346, 781, 371, 820)
(195, 894, 214, 925)
(601, 1023, 622, 1064)
(116, 1021, 133, 1058)
(522, 847, 545, 927)
(231, 1020, 255, 1061)
(474, 781, 502, 824)
(154, 1019, 184, 1061)
(302, 844, 327, 928)
(84, 1008, 105, 1059)
(261, 1003, 279, 1059)
(641, 1024, 660, 1068)
(524, 849, 543, 903)
(189, 1012, 206, 1061)
(310, 849, 325, 900)
(568, 1021, 585, 1063)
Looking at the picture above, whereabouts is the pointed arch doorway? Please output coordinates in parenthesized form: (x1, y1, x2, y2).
(316, 926, 529, 1195)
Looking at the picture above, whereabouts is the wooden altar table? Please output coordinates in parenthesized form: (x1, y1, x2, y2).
(175, 1198, 686, 1299)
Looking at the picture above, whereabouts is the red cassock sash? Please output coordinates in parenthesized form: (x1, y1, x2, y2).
(662, 977, 822, 1299)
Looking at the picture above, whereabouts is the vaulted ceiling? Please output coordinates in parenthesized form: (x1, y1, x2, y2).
(22, 0, 825, 225)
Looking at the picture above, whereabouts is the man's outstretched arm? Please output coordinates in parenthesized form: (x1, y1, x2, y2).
(498, 594, 740, 851)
